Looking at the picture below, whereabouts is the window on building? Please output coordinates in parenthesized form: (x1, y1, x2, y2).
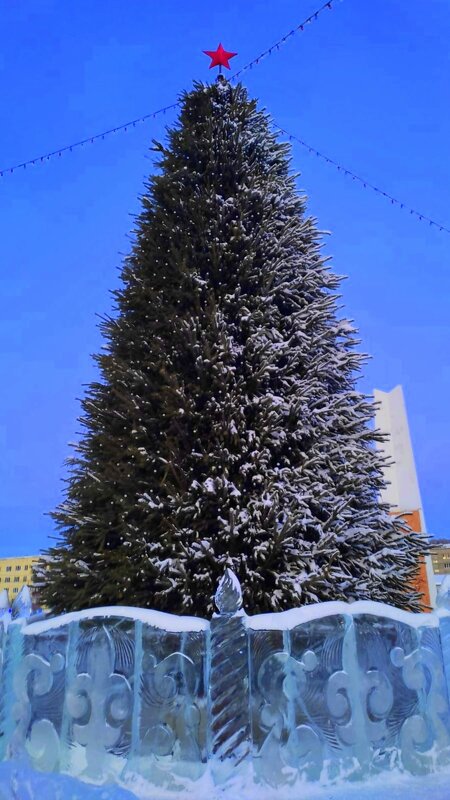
(4, 578, 10, 584)
(13, 577, 20, 583)
(24, 565, 29, 571)
(6, 566, 11, 572)
(15, 566, 21, 571)
(13, 588, 18, 594)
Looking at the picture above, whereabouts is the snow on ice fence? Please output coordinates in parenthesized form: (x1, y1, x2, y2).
(2, 573, 450, 794)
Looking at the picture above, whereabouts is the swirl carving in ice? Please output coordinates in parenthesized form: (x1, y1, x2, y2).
(140, 650, 203, 775)
(66, 626, 132, 778)
(391, 643, 450, 773)
(256, 648, 321, 782)
(11, 650, 65, 770)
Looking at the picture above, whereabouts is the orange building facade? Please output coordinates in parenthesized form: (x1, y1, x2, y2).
(395, 509, 431, 611)
(375, 386, 436, 611)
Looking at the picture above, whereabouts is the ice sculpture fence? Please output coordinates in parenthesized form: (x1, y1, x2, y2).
(2, 572, 450, 793)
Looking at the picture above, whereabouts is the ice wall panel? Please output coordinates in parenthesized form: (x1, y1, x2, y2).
(1, 581, 450, 795)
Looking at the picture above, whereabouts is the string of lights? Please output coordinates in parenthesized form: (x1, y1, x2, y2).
(274, 124, 450, 234)
(0, 0, 339, 178)
(231, 0, 335, 81)
(0, 2, 447, 234)
(0, 101, 179, 177)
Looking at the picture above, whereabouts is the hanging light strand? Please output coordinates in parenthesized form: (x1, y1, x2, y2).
(0, 1, 337, 178)
(231, 0, 335, 81)
(274, 124, 450, 234)
(0, 2, 448, 234)
(0, 102, 179, 177)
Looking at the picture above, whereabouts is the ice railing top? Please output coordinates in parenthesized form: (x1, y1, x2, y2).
(1, 573, 450, 792)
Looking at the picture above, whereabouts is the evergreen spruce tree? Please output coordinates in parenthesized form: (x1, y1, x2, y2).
(39, 78, 427, 616)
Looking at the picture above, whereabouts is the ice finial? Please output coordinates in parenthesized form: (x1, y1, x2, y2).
(0, 589, 9, 620)
(215, 568, 243, 614)
(0, 589, 9, 610)
(11, 585, 32, 620)
(437, 575, 450, 611)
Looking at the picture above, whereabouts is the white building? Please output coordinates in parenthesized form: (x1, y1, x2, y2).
(374, 385, 436, 608)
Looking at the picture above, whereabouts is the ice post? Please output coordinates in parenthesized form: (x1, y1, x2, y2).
(210, 568, 250, 785)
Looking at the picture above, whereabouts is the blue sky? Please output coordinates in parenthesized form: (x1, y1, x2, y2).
(0, 0, 449, 557)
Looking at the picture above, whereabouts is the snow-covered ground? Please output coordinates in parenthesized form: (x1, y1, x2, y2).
(0, 762, 449, 800)
(0, 760, 135, 799)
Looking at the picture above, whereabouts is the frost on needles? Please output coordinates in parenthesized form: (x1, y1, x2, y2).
(39, 79, 427, 616)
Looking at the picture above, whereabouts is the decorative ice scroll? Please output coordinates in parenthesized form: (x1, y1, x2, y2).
(249, 600, 450, 785)
(1, 574, 450, 794)
(0, 606, 209, 789)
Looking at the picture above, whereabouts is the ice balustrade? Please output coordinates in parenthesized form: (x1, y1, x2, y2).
(1, 573, 450, 794)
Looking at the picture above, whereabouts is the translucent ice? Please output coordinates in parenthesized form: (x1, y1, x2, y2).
(1, 578, 450, 795)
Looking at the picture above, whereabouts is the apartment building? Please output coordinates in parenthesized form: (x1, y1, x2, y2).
(429, 540, 450, 576)
(0, 555, 39, 606)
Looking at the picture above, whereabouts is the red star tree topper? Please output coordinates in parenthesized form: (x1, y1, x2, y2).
(203, 43, 237, 71)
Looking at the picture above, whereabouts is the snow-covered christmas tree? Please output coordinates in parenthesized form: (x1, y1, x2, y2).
(39, 77, 427, 616)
